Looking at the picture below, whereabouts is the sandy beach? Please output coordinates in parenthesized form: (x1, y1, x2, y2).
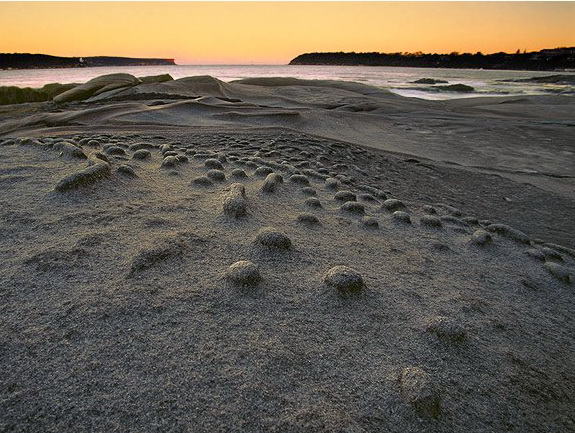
(1, 74, 574, 432)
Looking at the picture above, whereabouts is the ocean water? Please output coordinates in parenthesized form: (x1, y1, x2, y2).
(1, 64, 573, 100)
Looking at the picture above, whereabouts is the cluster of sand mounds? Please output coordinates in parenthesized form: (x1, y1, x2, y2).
(1, 129, 574, 432)
(2, 74, 574, 202)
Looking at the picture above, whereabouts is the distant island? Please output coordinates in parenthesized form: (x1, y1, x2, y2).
(289, 47, 575, 71)
(0, 53, 176, 70)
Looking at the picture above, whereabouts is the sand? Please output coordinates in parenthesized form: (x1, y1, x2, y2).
(0, 75, 574, 432)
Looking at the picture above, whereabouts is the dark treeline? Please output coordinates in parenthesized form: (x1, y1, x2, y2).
(289, 48, 575, 71)
(0, 54, 176, 70)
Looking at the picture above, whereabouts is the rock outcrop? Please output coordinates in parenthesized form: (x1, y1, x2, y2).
(53, 73, 141, 103)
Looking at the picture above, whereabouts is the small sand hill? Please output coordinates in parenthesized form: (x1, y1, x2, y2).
(1, 128, 574, 432)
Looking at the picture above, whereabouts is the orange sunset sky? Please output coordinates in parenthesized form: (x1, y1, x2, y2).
(0, 2, 574, 65)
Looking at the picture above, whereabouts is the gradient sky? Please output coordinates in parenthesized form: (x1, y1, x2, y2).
(0, 2, 574, 64)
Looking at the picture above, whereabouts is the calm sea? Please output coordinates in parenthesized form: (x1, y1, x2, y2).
(1, 64, 573, 100)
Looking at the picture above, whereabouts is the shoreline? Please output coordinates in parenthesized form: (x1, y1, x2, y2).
(2, 67, 574, 101)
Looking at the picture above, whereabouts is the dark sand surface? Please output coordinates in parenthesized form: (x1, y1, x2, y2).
(1, 75, 574, 432)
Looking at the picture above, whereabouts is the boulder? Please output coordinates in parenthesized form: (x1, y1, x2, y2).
(435, 84, 474, 93)
(53, 73, 141, 103)
(413, 78, 448, 84)
(138, 74, 174, 84)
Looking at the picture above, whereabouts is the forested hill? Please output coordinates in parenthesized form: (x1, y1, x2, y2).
(0, 54, 176, 70)
(289, 48, 575, 71)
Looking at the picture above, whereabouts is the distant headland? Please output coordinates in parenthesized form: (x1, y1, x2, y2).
(0, 53, 176, 70)
(289, 47, 575, 71)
